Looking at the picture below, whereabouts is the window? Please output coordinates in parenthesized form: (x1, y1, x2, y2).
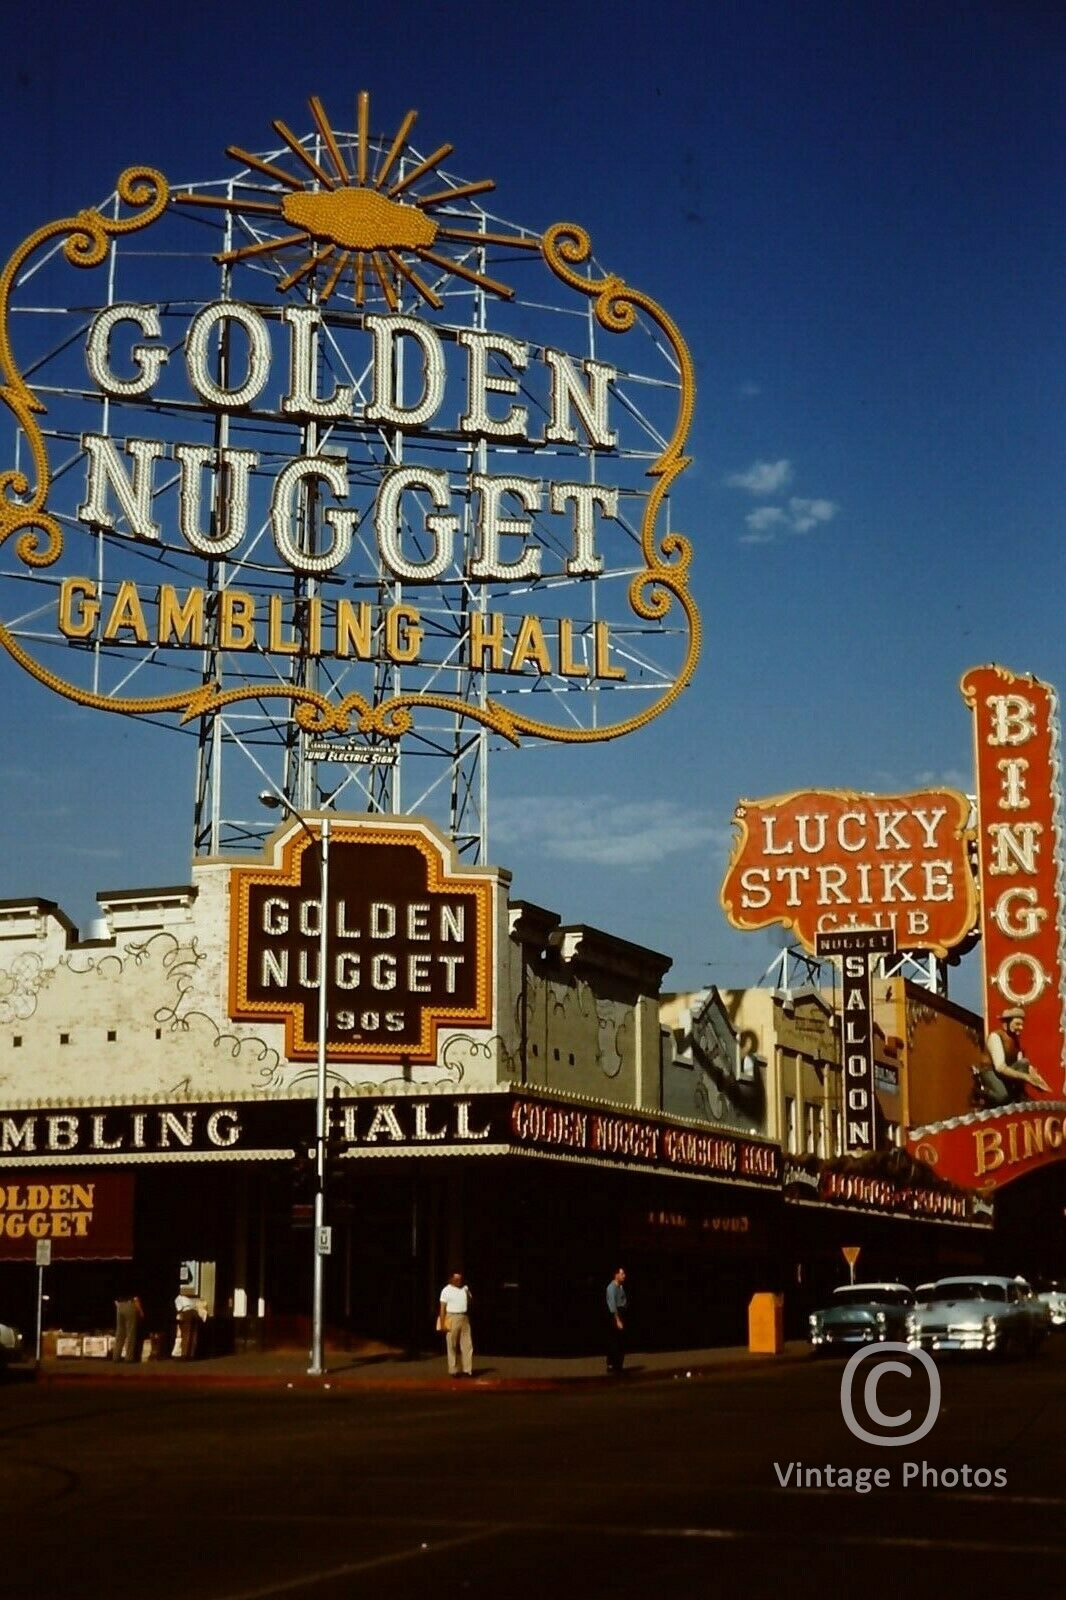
(107, 1029, 117, 1043)
(784, 1096, 797, 1155)
(805, 1104, 821, 1156)
(12, 1036, 21, 1048)
(59, 1032, 70, 1045)
(831, 1109, 842, 1156)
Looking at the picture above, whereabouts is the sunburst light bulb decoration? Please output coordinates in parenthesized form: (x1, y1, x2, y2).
(0, 90, 699, 773)
(173, 93, 534, 309)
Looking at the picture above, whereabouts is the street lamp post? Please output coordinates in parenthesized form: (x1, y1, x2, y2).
(259, 792, 330, 1376)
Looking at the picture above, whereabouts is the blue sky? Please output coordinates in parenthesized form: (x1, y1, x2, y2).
(2, 0, 1065, 1012)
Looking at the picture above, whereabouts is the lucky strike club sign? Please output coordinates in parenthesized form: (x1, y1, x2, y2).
(721, 664, 1066, 1192)
(229, 816, 495, 1063)
(720, 787, 975, 956)
(0, 93, 697, 749)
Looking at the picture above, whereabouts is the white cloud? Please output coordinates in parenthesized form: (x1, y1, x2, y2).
(788, 497, 838, 533)
(725, 458, 793, 495)
(745, 506, 789, 533)
(492, 797, 725, 869)
(737, 493, 840, 545)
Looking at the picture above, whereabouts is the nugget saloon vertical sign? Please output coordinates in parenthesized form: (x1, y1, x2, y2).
(230, 816, 495, 1062)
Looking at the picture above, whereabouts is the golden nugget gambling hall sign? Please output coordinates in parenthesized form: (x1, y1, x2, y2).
(229, 816, 495, 1062)
(0, 93, 697, 749)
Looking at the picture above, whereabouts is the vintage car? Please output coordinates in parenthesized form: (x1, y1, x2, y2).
(0, 1319, 24, 1369)
(809, 1283, 915, 1352)
(906, 1275, 1050, 1356)
(1034, 1280, 1066, 1328)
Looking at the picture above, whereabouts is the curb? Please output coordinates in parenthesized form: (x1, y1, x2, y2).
(26, 1348, 811, 1394)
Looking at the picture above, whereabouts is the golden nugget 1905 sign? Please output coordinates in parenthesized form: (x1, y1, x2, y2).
(230, 815, 495, 1062)
(0, 93, 697, 749)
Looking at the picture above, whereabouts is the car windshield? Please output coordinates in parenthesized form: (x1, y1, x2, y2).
(832, 1287, 912, 1307)
(923, 1282, 1007, 1304)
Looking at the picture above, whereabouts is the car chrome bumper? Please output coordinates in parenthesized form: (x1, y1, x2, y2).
(909, 1333, 994, 1353)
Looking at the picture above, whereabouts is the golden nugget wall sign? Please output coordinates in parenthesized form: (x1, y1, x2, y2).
(230, 814, 496, 1063)
(0, 93, 698, 749)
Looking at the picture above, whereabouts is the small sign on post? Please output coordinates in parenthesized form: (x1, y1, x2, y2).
(316, 1227, 333, 1257)
(842, 1245, 861, 1286)
(34, 1240, 51, 1366)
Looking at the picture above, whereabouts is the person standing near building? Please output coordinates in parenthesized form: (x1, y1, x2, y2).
(174, 1287, 205, 1360)
(438, 1270, 474, 1378)
(606, 1267, 627, 1374)
(113, 1292, 144, 1362)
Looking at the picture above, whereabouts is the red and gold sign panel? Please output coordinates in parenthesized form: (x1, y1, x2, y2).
(909, 666, 1066, 1190)
(719, 788, 976, 957)
(0, 1172, 134, 1260)
(230, 817, 494, 1064)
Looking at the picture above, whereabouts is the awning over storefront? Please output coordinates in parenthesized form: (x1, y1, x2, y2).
(0, 1091, 992, 1231)
(783, 1150, 994, 1229)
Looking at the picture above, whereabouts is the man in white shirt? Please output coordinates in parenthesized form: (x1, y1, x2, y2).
(439, 1270, 474, 1377)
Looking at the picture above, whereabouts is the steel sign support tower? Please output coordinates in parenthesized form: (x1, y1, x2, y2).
(260, 792, 330, 1376)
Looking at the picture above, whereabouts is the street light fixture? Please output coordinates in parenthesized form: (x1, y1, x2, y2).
(259, 790, 331, 1376)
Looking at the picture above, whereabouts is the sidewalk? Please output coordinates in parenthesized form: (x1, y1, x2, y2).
(26, 1339, 813, 1392)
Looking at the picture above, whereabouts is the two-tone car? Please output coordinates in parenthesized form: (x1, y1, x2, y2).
(1034, 1279, 1066, 1329)
(0, 1319, 23, 1370)
(906, 1275, 1050, 1357)
(809, 1283, 915, 1353)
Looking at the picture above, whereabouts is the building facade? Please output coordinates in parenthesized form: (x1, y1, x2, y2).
(0, 819, 788, 1356)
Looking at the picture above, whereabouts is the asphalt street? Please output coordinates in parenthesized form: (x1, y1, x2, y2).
(2, 1339, 1064, 1599)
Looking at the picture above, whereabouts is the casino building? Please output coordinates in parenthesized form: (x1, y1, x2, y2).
(0, 811, 1001, 1357)
(0, 814, 790, 1356)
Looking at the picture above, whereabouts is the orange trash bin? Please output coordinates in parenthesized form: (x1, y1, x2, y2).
(748, 1292, 784, 1353)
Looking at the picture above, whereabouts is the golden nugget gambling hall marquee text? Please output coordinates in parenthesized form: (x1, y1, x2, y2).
(0, 1095, 779, 1190)
(0, 94, 697, 748)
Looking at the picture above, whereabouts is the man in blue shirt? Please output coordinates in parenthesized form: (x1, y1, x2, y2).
(605, 1267, 627, 1374)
